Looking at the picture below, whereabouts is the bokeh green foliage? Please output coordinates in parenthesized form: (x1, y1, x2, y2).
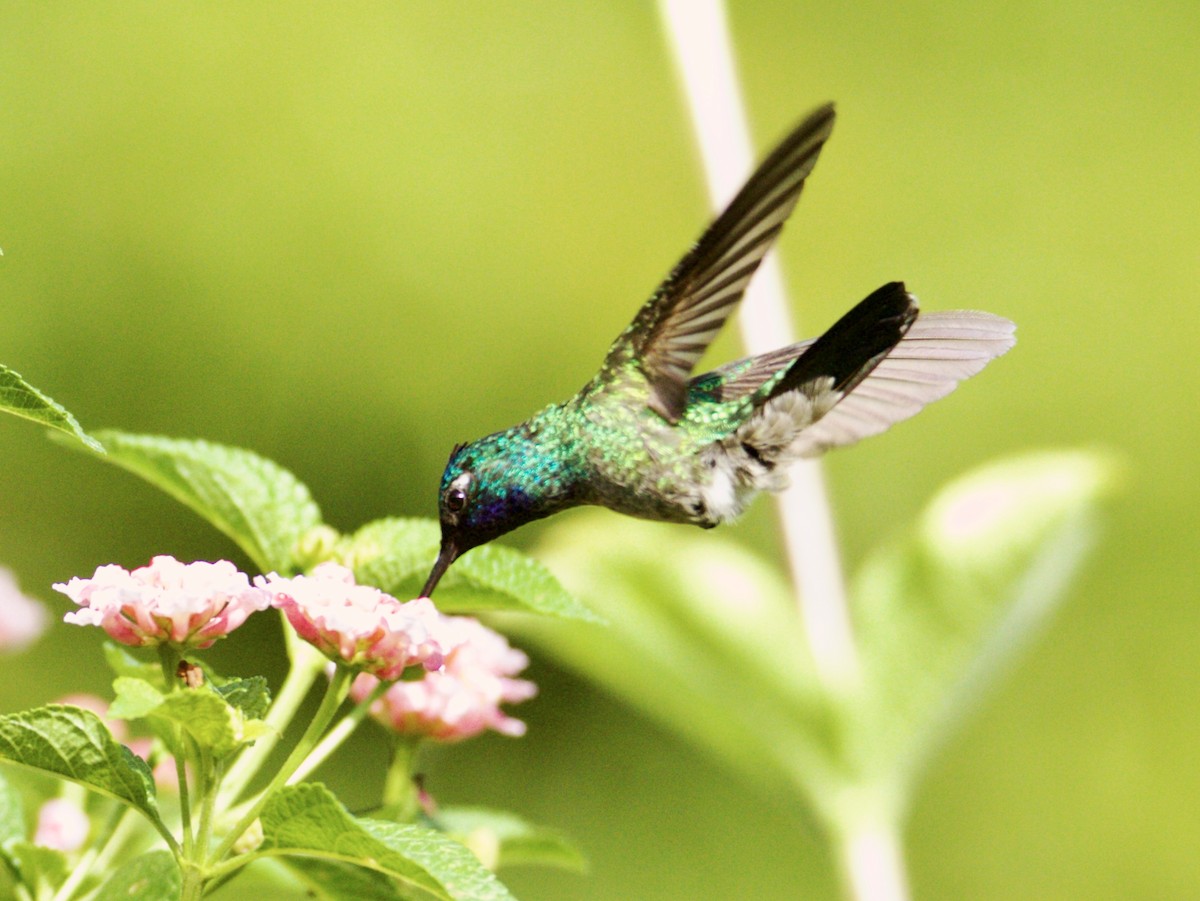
(1, 3, 1197, 899)
(523, 450, 1114, 849)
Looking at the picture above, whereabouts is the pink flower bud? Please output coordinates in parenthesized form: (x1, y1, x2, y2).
(0, 567, 48, 651)
(33, 798, 89, 851)
(256, 563, 445, 679)
(55, 556, 270, 650)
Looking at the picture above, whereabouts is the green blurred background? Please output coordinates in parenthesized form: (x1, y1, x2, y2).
(1, 2, 1197, 898)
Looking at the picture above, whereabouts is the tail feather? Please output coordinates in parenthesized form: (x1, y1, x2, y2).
(728, 286, 1015, 474)
(700, 289, 1015, 520)
(766, 281, 918, 401)
(788, 309, 1015, 457)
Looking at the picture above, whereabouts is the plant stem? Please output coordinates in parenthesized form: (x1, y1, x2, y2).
(834, 814, 911, 901)
(195, 754, 222, 860)
(218, 618, 327, 807)
(657, 5, 914, 901)
(179, 863, 205, 901)
(380, 737, 422, 820)
(287, 676, 390, 786)
(52, 803, 128, 901)
(657, 0, 861, 693)
(208, 665, 353, 865)
(157, 645, 195, 858)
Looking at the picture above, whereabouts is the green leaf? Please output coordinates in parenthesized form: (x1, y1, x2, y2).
(261, 783, 517, 901)
(3, 841, 69, 895)
(435, 807, 585, 873)
(849, 449, 1118, 802)
(157, 690, 256, 758)
(0, 363, 103, 452)
(0, 706, 160, 825)
(277, 858, 408, 901)
(94, 849, 181, 901)
(108, 678, 167, 721)
(66, 430, 323, 574)
(358, 819, 518, 901)
(110, 678, 257, 759)
(216, 677, 272, 721)
(0, 769, 24, 848)
(528, 513, 834, 799)
(339, 517, 597, 621)
(0, 769, 27, 885)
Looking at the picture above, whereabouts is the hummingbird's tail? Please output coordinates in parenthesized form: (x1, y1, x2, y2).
(766, 281, 918, 402)
(729, 282, 917, 483)
(707, 281, 1014, 500)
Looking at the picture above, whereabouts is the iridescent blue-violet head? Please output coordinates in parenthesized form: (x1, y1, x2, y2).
(421, 427, 580, 597)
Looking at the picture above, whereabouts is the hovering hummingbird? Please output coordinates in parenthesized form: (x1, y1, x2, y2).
(421, 103, 1014, 596)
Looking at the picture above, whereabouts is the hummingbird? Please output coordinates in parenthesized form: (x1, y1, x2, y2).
(421, 103, 1015, 597)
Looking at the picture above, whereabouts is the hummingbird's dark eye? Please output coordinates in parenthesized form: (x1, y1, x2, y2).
(445, 488, 467, 513)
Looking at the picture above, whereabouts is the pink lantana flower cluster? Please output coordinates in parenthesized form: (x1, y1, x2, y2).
(350, 613, 537, 742)
(256, 563, 445, 679)
(55, 556, 269, 650)
(54, 556, 537, 742)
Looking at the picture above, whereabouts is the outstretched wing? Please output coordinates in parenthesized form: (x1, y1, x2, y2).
(694, 309, 1016, 454)
(604, 103, 837, 423)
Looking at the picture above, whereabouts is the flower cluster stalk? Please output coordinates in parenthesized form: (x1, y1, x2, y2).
(208, 666, 353, 865)
(216, 626, 327, 807)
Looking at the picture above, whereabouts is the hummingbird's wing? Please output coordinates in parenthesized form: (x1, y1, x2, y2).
(604, 104, 837, 423)
(694, 308, 1015, 455)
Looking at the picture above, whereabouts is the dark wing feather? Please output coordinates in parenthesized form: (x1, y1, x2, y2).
(764, 282, 917, 401)
(605, 104, 837, 422)
(694, 308, 1016, 453)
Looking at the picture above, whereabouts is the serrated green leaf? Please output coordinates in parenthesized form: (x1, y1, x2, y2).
(0, 769, 24, 848)
(94, 849, 181, 901)
(261, 784, 446, 899)
(65, 431, 323, 574)
(0, 363, 104, 452)
(158, 691, 251, 759)
(337, 518, 437, 594)
(110, 678, 253, 759)
(0, 706, 159, 825)
(340, 517, 596, 621)
(216, 677, 272, 721)
(358, 819, 518, 901)
(278, 857, 408, 901)
(261, 783, 517, 901)
(435, 807, 585, 873)
(109, 678, 166, 721)
(4, 841, 69, 894)
(444, 542, 599, 623)
(849, 449, 1118, 802)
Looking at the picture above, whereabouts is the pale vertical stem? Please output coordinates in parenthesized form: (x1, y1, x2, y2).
(657, 6, 911, 901)
(836, 818, 911, 901)
(657, 0, 860, 689)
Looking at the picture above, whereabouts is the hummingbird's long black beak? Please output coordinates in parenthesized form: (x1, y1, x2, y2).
(421, 539, 459, 598)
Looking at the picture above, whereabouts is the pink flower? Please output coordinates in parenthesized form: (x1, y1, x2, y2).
(350, 615, 537, 742)
(256, 563, 444, 679)
(55, 556, 269, 649)
(34, 798, 90, 851)
(0, 566, 48, 651)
